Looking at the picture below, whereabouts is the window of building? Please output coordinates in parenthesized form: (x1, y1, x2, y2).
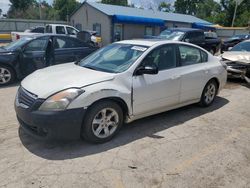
(145, 26, 154, 36)
(93, 23, 101, 36)
(114, 24, 123, 42)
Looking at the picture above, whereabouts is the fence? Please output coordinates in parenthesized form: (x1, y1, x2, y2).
(0, 18, 67, 33)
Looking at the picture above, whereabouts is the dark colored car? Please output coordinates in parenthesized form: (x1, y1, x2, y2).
(146, 28, 221, 55)
(221, 34, 250, 52)
(0, 34, 97, 85)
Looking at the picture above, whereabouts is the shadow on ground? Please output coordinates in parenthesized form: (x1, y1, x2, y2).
(0, 82, 20, 90)
(227, 78, 250, 89)
(19, 96, 229, 160)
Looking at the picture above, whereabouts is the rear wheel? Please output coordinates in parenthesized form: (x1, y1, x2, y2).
(81, 100, 123, 143)
(0, 65, 15, 86)
(200, 80, 218, 107)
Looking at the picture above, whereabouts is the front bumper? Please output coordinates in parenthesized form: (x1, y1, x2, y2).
(15, 102, 86, 140)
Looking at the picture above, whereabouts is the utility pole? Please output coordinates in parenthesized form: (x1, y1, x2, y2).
(39, 0, 42, 20)
(231, 0, 244, 27)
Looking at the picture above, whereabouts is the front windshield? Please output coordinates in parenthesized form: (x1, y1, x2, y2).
(79, 43, 147, 73)
(159, 30, 185, 40)
(3, 37, 33, 51)
(231, 42, 250, 52)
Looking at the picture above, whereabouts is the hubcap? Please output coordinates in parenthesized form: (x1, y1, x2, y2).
(0, 68, 11, 84)
(204, 83, 216, 104)
(92, 108, 119, 139)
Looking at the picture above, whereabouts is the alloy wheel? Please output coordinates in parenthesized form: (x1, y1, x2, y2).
(204, 83, 216, 104)
(0, 67, 11, 84)
(92, 108, 119, 139)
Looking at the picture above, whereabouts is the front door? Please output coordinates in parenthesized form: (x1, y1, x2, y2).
(114, 24, 123, 42)
(21, 36, 49, 76)
(132, 44, 181, 116)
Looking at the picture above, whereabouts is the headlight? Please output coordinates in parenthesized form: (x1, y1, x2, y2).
(39, 88, 84, 111)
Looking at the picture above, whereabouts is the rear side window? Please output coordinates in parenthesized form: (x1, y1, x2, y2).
(179, 45, 202, 66)
(54, 37, 86, 49)
(200, 50, 208, 62)
(56, 26, 66, 34)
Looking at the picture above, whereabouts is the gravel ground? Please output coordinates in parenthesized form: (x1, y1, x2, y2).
(0, 81, 250, 188)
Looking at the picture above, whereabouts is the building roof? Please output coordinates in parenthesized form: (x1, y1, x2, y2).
(83, 2, 210, 24)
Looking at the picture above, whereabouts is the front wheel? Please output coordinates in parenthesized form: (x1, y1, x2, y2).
(81, 100, 123, 143)
(200, 80, 218, 107)
(0, 65, 15, 86)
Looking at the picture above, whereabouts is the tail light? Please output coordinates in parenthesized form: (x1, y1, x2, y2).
(16, 34, 20, 40)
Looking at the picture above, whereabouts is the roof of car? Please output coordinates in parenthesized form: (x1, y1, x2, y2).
(116, 39, 187, 47)
(167, 27, 202, 32)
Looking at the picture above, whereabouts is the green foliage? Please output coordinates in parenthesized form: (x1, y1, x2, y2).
(158, 2, 171, 12)
(101, 0, 128, 6)
(174, 0, 250, 27)
(53, 0, 80, 21)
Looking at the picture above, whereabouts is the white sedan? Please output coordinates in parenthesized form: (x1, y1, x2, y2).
(15, 39, 227, 143)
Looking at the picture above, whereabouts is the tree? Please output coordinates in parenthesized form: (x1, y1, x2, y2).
(53, 0, 80, 21)
(174, 0, 201, 15)
(101, 0, 128, 6)
(8, 0, 35, 18)
(196, 0, 221, 23)
(158, 2, 172, 12)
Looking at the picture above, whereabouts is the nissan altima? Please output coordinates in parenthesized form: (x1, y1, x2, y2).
(15, 39, 227, 143)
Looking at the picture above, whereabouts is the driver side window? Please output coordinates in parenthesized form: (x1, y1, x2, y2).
(141, 44, 176, 71)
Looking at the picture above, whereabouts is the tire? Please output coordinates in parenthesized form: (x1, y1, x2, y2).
(81, 100, 124, 143)
(0, 65, 15, 86)
(199, 80, 218, 107)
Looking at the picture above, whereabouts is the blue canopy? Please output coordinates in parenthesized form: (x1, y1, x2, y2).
(192, 22, 215, 31)
(113, 15, 165, 26)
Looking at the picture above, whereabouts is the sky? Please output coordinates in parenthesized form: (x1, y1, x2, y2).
(0, 0, 174, 15)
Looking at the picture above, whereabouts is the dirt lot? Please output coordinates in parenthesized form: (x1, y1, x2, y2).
(0, 81, 250, 188)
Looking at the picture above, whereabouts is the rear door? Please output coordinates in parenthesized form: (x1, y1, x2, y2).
(177, 44, 208, 103)
(53, 36, 95, 64)
(21, 36, 49, 76)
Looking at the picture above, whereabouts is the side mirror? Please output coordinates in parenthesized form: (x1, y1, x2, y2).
(135, 65, 158, 75)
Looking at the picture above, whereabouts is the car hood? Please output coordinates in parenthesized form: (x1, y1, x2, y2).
(222, 51, 250, 64)
(21, 63, 115, 98)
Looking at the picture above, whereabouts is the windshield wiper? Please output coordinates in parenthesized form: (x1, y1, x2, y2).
(83, 65, 98, 71)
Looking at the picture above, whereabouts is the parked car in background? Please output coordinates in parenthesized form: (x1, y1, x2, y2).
(15, 39, 227, 143)
(204, 32, 218, 39)
(221, 34, 250, 52)
(0, 34, 97, 85)
(77, 30, 102, 47)
(11, 24, 79, 42)
(221, 40, 250, 83)
(146, 28, 221, 55)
